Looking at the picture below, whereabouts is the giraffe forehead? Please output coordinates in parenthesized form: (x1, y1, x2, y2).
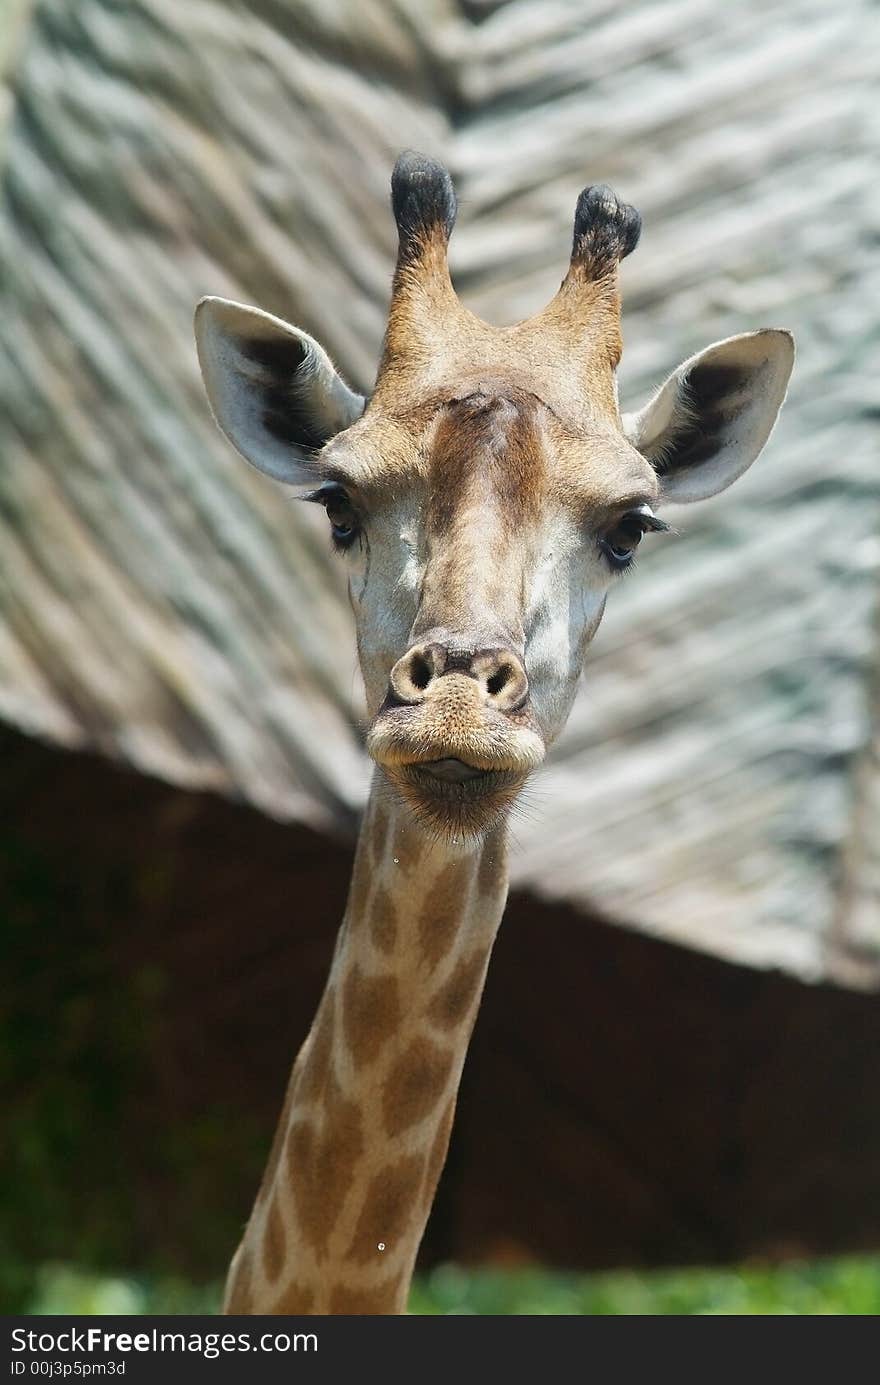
(418, 404, 659, 544)
(424, 391, 549, 534)
(551, 427, 660, 514)
(325, 392, 656, 523)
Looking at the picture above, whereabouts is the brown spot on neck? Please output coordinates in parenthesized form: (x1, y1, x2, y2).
(345, 1153, 425, 1266)
(342, 964, 401, 1066)
(428, 948, 490, 1031)
(327, 1272, 406, 1315)
(417, 859, 473, 967)
(382, 1036, 454, 1137)
(267, 1282, 316, 1315)
(286, 1091, 365, 1253)
(262, 1193, 287, 1283)
(369, 883, 399, 953)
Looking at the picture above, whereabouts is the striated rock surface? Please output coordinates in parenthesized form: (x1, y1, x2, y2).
(1, 0, 877, 983)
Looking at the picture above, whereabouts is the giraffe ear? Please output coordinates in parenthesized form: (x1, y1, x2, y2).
(194, 296, 366, 484)
(622, 330, 794, 503)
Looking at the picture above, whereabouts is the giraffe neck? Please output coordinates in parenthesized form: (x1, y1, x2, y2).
(224, 773, 510, 1314)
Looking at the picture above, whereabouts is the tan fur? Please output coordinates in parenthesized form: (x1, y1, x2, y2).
(225, 1247, 254, 1313)
(422, 1099, 457, 1210)
(293, 992, 336, 1105)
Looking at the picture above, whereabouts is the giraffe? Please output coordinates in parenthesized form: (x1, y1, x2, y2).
(194, 152, 794, 1314)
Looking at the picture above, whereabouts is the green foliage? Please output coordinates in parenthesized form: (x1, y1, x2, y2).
(19, 1256, 880, 1316)
(24, 1265, 220, 1317)
(410, 1259, 880, 1315)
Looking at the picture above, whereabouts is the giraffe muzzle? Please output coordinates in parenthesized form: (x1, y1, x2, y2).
(367, 660, 545, 816)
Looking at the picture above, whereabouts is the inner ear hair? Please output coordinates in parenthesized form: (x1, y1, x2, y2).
(654, 360, 754, 476)
(194, 296, 367, 483)
(624, 329, 795, 504)
(239, 334, 328, 455)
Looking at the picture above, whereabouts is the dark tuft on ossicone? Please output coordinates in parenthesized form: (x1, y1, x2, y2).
(391, 151, 458, 259)
(571, 183, 641, 277)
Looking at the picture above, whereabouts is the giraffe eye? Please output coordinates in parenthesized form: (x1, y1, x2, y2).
(600, 513, 645, 570)
(310, 483, 361, 551)
(599, 506, 670, 571)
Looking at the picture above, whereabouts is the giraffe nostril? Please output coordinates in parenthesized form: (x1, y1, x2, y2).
(471, 649, 529, 711)
(389, 641, 528, 712)
(486, 665, 511, 697)
(409, 653, 432, 691)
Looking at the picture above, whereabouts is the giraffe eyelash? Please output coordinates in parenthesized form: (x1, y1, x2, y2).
(302, 481, 363, 551)
(600, 507, 671, 571)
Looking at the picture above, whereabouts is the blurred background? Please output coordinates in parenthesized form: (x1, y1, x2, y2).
(1, 0, 878, 1314)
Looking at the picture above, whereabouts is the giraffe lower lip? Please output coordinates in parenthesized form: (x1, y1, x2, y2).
(391, 762, 526, 837)
(418, 758, 485, 783)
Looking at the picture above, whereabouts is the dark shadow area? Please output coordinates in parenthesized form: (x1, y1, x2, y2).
(2, 727, 878, 1309)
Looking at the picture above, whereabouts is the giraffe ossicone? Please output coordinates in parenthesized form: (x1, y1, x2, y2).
(195, 152, 794, 1314)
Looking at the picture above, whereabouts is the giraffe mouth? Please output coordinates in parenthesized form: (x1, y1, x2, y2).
(382, 760, 528, 839)
(401, 761, 520, 797)
(366, 673, 544, 835)
(366, 685, 545, 779)
(417, 758, 486, 783)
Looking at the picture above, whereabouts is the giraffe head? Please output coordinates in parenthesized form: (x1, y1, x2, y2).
(195, 153, 793, 838)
